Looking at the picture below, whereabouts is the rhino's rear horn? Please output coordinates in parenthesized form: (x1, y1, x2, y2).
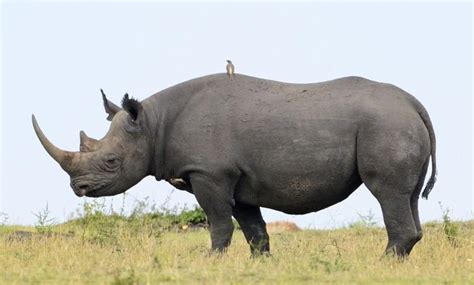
(32, 114, 79, 174)
(80, 131, 100, 152)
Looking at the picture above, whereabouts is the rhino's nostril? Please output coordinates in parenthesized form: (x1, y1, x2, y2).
(74, 182, 90, 197)
(78, 184, 89, 191)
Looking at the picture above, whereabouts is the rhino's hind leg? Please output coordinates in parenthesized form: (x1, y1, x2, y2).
(357, 124, 430, 257)
(377, 194, 420, 257)
(410, 195, 423, 245)
(232, 203, 270, 256)
(362, 169, 424, 257)
(410, 159, 430, 245)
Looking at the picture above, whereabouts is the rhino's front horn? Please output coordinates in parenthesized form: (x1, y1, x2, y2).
(32, 114, 79, 174)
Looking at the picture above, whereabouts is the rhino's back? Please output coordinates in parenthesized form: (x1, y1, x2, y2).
(176, 74, 420, 138)
(176, 73, 416, 118)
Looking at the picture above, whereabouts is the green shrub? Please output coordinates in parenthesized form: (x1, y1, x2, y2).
(64, 199, 207, 245)
(439, 202, 459, 247)
(347, 210, 378, 230)
(33, 203, 55, 235)
(178, 206, 207, 226)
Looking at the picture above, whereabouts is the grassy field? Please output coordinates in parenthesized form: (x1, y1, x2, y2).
(0, 205, 472, 285)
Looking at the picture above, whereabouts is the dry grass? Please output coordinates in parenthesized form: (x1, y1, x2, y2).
(0, 220, 472, 284)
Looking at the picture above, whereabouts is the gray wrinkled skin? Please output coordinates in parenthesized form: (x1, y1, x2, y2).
(33, 74, 436, 257)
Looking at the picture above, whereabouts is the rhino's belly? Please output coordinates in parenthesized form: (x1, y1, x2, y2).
(234, 142, 362, 214)
(236, 169, 362, 214)
(259, 171, 361, 214)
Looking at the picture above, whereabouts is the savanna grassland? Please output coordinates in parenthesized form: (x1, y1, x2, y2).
(0, 202, 472, 285)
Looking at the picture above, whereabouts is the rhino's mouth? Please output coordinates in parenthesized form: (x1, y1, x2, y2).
(71, 177, 113, 197)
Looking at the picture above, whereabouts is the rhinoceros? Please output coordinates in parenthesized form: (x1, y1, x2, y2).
(32, 74, 436, 257)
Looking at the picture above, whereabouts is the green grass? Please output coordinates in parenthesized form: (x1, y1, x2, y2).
(1, 219, 473, 284)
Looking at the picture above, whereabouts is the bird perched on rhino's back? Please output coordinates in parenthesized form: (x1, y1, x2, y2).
(226, 60, 234, 79)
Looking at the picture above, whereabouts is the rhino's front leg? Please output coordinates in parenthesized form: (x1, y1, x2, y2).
(189, 173, 235, 252)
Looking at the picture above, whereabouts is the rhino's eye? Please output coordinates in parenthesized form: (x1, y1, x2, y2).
(104, 157, 121, 170)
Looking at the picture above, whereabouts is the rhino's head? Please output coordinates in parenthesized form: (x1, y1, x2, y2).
(32, 92, 153, 197)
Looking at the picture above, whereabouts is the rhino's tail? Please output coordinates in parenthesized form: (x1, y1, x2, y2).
(410, 97, 437, 199)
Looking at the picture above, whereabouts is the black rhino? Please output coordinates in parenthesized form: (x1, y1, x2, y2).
(33, 74, 436, 257)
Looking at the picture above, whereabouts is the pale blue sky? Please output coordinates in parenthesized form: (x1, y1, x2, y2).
(1, 2, 472, 227)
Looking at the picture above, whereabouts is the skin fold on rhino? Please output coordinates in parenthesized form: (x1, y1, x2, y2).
(33, 73, 436, 257)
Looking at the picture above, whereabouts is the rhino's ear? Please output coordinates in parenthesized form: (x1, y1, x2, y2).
(122, 93, 143, 124)
(101, 89, 121, 121)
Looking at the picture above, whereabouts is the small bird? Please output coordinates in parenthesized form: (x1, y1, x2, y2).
(226, 60, 234, 79)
